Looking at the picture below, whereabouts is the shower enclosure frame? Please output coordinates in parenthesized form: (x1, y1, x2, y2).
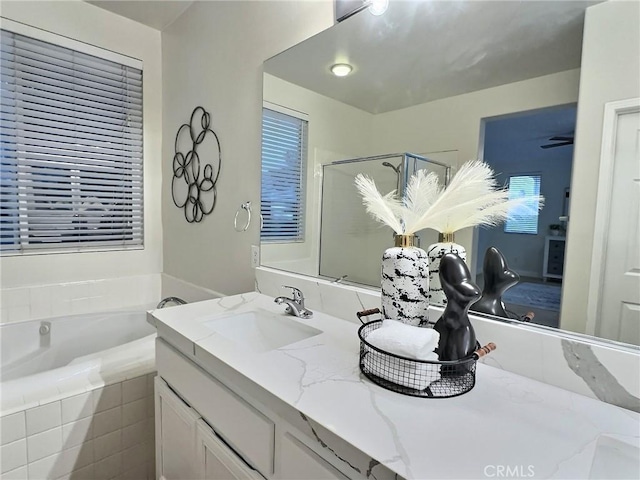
(327, 152, 451, 197)
(318, 152, 452, 286)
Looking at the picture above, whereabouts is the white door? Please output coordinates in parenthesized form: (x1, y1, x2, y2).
(155, 377, 200, 480)
(196, 420, 264, 480)
(589, 99, 640, 344)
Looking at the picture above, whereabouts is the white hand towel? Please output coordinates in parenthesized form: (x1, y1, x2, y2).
(366, 320, 440, 360)
(363, 352, 441, 390)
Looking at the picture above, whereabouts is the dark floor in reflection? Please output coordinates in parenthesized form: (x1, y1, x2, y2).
(475, 275, 561, 329)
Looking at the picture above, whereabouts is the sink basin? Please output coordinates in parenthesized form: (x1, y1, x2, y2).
(589, 435, 640, 479)
(202, 310, 322, 352)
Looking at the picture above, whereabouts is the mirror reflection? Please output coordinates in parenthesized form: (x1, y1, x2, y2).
(260, 0, 640, 346)
(320, 153, 450, 287)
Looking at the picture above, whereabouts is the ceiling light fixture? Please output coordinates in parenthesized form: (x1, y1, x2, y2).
(368, 0, 389, 16)
(330, 63, 353, 77)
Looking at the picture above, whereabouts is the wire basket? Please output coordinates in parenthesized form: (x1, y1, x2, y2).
(356, 309, 494, 398)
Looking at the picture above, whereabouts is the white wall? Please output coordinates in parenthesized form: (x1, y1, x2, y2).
(370, 69, 581, 270)
(262, 74, 374, 275)
(561, 0, 640, 334)
(162, 1, 334, 295)
(0, 3, 163, 291)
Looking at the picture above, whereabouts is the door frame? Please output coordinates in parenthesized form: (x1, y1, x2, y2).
(585, 97, 640, 336)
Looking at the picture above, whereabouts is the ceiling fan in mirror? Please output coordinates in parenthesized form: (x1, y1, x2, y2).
(540, 135, 575, 149)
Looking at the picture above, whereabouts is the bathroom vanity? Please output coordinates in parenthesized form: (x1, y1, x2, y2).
(150, 293, 639, 479)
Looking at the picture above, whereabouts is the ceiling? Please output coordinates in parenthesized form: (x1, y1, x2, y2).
(265, 0, 601, 114)
(484, 105, 577, 152)
(86, 1, 193, 30)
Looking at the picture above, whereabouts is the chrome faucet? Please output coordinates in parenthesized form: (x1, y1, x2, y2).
(274, 286, 313, 319)
(156, 296, 187, 309)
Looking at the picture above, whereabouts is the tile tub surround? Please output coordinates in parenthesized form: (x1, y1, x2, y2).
(160, 273, 223, 304)
(0, 374, 156, 480)
(1, 322, 155, 416)
(255, 267, 640, 411)
(152, 292, 640, 480)
(0, 274, 161, 325)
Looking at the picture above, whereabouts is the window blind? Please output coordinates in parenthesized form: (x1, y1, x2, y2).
(504, 175, 541, 235)
(0, 29, 143, 254)
(261, 107, 307, 242)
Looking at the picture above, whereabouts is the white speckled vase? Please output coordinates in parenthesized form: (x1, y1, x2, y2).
(381, 235, 429, 326)
(427, 234, 467, 306)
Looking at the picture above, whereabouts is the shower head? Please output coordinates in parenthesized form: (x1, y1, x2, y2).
(382, 161, 401, 174)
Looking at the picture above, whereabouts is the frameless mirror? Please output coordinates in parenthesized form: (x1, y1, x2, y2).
(260, 0, 640, 347)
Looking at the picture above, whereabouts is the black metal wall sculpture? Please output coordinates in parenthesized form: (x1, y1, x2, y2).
(172, 107, 221, 223)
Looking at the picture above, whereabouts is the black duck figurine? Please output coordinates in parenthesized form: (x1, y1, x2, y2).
(471, 246, 520, 318)
(433, 253, 482, 362)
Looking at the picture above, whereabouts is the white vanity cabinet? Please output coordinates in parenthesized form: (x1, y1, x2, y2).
(279, 433, 349, 480)
(154, 377, 200, 480)
(196, 420, 264, 479)
(155, 376, 264, 480)
(155, 338, 353, 480)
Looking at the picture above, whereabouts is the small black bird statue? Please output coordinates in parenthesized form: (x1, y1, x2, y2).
(433, 253, 481, 362)
(471, 246, 519, 318)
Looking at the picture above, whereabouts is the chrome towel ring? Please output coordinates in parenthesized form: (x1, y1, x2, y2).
(234, 201, 252, 232)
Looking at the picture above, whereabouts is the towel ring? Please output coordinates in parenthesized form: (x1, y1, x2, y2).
(234, 201, 252, 232)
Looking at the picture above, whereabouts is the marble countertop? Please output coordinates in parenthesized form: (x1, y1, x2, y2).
(150, 292, 640, 479)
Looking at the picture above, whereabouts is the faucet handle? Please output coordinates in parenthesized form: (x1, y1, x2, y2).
(282, 285, 303, 303)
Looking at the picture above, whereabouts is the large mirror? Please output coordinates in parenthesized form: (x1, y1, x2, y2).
(260, 0, 640, 346)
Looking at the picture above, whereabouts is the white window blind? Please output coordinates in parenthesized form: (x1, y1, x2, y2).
(261, 107, 307, 242)
(504, 175, 541, 235)
(0, 29, 143, 254)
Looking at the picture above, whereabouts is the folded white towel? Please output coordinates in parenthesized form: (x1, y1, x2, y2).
(363, 352, 441, 390)
(366, 320, 439, 360)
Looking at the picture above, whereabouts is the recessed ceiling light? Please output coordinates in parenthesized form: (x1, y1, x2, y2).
(368, 0, 389, 16)
(330, 63, 353, 77)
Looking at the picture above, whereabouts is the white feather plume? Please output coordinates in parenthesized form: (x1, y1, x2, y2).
(354, 174, 404, 234)
(402, 169, 442, 234)
(406, 160, 544, 234)
(354, 160, 544, 236)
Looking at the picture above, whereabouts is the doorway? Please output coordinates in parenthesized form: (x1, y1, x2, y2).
(475, 105, 577, 328)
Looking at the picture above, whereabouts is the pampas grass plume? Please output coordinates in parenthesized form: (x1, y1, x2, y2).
(354, 160, 544, 235)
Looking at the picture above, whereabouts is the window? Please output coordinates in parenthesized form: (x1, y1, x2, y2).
(0, 28, 143, 254)
(260, 105, 307, 242)
(504, 174, 541, 234)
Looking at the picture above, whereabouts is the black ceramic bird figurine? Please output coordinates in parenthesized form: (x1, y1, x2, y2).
(471, 246, 520, 318)
(433, 253, 482, 362)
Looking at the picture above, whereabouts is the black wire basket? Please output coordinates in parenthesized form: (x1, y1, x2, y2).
(356, 309, 494, 398)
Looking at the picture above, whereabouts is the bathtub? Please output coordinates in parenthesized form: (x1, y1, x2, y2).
(0, 309, 157, 479)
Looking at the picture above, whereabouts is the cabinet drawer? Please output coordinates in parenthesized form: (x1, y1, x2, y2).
(549, 240, 565, 252)
(549, 253, 564, 262)
(279, 433, 348, 480)
(547, 262, 564, 274)
(157, 339, 275, 475)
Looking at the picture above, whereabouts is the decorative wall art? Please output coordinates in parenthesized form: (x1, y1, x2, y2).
(172, 106, 222, 223)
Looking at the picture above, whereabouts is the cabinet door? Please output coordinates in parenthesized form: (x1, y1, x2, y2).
(156, 339, 275, 475)
(155, 377, 200, 480)
(279, 433, 349, 480)
(196, 419, 264, 480)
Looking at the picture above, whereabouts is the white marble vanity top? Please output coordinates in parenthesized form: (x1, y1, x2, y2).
(150, 292, 640, 479)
